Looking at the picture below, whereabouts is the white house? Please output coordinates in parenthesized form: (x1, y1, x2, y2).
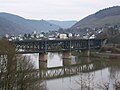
(59, 34, 68, 39)
(68, 33, 73, 38)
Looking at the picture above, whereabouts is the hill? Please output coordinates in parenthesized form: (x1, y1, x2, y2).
(47, 20, 77, 29)
(0, 17, 24, 36)
(0, 13, 60, 36)
(71, 6, 120, 29)
(28, 19, 60, 32)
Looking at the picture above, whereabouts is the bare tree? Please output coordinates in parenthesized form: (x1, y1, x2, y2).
(0, 39, 16, 90)
(75, 73, 95, 90)
(16, 55, 46, 90)
(114, 80, 120, 90)
(97, 82, 110, 90)
(0, 39, 46, 90)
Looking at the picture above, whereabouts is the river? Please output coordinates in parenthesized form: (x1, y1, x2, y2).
(25, 52, 120, 90)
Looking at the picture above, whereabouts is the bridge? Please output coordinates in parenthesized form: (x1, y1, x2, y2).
(12, 38, 105, 69)
(0, 39, 106, 85)
(13, 39, 104, 53)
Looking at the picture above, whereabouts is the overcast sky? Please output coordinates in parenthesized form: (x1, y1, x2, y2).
(0, 0, 120, 20)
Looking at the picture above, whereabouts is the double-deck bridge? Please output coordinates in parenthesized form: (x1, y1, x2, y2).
(13, 39, 104, 53)
(7, 39, 107, 81)
(12, 38, 105, 70)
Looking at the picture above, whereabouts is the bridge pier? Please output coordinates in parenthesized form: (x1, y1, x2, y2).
(39, 53, 47, 69)
(63, 51, 71, 66)
(63, 51, 71, 59)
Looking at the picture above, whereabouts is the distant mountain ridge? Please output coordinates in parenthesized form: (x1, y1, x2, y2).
(47, 20, 77, 29)
(71, 6, 120, 29)
(0, 17, 24, 36)
(27, 19, 60, 32)
(0, 13, 60, 36)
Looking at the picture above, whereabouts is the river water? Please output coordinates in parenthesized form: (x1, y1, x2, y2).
(25, 53, 120, 90)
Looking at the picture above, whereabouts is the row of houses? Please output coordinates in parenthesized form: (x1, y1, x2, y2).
(4, 31, 81, 41)
(4, 30, 97, 41)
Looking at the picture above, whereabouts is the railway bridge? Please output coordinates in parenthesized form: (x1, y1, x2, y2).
(12, 38, 105, 68)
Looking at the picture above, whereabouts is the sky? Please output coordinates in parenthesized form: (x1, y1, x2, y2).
(0, 0, 120, 21)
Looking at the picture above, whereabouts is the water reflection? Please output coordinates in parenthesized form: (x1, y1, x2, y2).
(22, 53, 39, 69)
(24, 53, 120, 90)
(46, 53, 120, 90)
(48, 52, 79, 67)
(48, 52, 63, 68)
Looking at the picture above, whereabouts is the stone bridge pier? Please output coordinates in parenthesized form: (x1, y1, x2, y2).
(63, 51, 72, 66)
(39, 53, 47, 69)
(39, 51, 73, 68)
(38, 50, 90, 69)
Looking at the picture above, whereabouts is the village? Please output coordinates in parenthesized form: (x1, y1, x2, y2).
(3, 30, 97, 41)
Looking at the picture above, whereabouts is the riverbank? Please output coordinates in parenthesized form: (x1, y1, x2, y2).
(90, 52, 120, 59)
(90, 44, 120, 59)
(72, 51, 120, 60)
(72, 44, 120, 59)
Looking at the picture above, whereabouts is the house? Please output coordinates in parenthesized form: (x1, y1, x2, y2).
(59, 34, 68, 39)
